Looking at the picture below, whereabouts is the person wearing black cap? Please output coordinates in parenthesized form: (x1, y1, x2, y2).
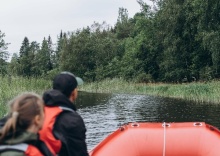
(39, 71, 88, 156)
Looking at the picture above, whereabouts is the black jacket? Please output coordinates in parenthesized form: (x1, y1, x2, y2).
(43, 89, 89, 156)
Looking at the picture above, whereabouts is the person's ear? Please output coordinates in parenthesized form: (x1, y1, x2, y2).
(34, 115, 41, 126)
(70, 88, 78, 102)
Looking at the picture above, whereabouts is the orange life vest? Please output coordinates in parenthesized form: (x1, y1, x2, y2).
(0, 143, 43, 156)
(39, 106, 73, 154)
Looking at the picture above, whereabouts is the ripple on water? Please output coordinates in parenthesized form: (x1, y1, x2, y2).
(77, 92, 220, 150)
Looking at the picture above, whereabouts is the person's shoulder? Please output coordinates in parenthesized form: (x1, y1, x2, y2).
(0, 151, 25, 156)
(60, 109, 83, 120)
(55, 110, 85, 129)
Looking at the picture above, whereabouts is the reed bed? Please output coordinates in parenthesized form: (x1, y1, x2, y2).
(1, 76, 220, 118)
(0, 76, 51, 117)
(81, 79, 220, 104)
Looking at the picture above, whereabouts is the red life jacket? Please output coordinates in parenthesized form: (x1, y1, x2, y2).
(39, 106, 73, 154)
(0, 143, 43, 156)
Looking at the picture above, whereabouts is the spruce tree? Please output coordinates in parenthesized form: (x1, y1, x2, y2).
(0, 31, 9, 75)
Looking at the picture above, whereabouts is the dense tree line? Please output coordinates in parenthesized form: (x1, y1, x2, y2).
(1, 0, 220, 83)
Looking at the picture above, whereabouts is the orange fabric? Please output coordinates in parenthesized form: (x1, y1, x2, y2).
(90, 122, 220, 156)
(25, 145, 43, 156)
(39, 106, 62, 154)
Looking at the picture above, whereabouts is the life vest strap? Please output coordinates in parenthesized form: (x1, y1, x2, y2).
(0, 143, 28, 152)
(59, 106, 74, 113)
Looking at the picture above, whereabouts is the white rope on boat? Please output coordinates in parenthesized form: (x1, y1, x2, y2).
(163, 122, 166, 156)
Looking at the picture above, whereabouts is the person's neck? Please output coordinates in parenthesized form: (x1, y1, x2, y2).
(26, 125, 38, 134)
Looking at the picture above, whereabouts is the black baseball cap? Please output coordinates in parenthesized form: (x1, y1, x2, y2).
(53, 71, 83, 97)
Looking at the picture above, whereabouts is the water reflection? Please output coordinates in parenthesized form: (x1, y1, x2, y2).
(76, 91, 220, 150)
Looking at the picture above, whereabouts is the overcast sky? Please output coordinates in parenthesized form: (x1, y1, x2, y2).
(1, 0, 151, 57)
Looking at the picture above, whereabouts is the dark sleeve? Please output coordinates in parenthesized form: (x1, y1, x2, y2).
(54, 111, 89, 156)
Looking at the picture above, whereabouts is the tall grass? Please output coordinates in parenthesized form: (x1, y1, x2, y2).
(80, 78, 135, 93)
(81, 78, 220, 104)
(1, 76, 220, 117)
(0, 76, 51, 117)
(139, 82, 220, 103)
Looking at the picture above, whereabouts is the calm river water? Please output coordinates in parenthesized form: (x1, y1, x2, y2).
(75, 91, 220, 151)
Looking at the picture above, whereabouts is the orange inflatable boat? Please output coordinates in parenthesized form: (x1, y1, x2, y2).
(89, 122, 220, 156)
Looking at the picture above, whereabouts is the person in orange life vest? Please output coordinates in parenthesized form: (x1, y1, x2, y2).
(39, 71, 89, 156)
(0, 92, 54, 156)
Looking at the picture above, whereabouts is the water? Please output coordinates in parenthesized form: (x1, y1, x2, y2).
(75, 91, 220, 151)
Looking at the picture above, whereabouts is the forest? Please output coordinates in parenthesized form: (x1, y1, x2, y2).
(1, 0, 220, 83)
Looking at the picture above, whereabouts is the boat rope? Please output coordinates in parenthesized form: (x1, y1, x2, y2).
(163, 122, 166, 156)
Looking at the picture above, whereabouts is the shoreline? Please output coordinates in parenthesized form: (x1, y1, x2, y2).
(80, 78, 220, 104)
(1, 76, 219, 117)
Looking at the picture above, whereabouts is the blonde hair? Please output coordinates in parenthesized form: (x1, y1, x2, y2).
(0, 92, 43, 140)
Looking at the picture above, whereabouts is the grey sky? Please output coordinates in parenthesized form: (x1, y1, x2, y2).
(1, 0, 150, 56)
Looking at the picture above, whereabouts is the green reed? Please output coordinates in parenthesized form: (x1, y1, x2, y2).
(1, 76, 220, 118)
(0, 76, 51, 117)
(81, 79, 220, 104)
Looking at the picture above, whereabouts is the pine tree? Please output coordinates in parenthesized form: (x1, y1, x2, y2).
(35, 37, 52, 75)
(18, 37, 31, 76)
(55, 31, 64, 68)
(0, 31, 9, 75)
